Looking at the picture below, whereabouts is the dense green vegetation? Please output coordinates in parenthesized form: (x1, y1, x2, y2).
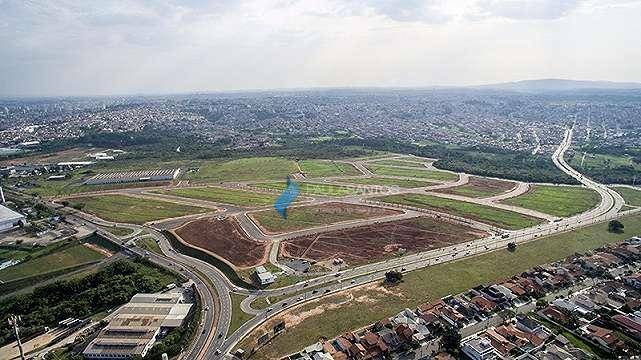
(67, 195, 208, 224)
(502, 185, 601, 217)
(365, 164, 458, 182)
(0, 258, 181, 346)
(241, 213, 641, 359)
(157, 186, 278, 207)
(614, 186, 641, 207)
(569, 148, 641, 185)
(377, 193, 544, 230)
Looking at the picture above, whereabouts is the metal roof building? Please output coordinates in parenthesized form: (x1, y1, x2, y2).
(0, 204, 25, 232)
(83, 292, 193, 360)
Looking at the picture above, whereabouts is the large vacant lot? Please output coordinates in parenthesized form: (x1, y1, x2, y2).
(501, 185, 600, 217)
(280, 217, 486, 266)
(67, 194, 208, 224)
(377, 193, 544, 230)
(155, 186, 278, 207)
(368, 159, 428, 168)
(435, 176, 515, 198)
(174, 217, 267, 268)
(252, 181, 361, 197)
(0, 243, 105, 282)
(365, 164, 458, 182)
(249, 202, 401, 234)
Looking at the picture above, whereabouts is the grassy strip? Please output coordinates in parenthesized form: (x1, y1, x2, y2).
(377, 193, 543, 230)
(0, 262, 100, 296)
(239, 213, 641, 359)
(252, 181, 361, 197)
(368, 159, 428, 168)
(365, 164, 458, 182)
(156, 186, 277, 207)
(298, 160, 361, 178)
(230, 293, 254, 333)
(98, 225, 134, 237)
(335, 177, 433, 189)
(136, 236, 163, 255)
(614, 186, 641, 207)
(501, 185, 600, 217)
(0, 244, 105, 282)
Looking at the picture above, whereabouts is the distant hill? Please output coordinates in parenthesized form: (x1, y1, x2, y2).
(471, 79, 641, 92)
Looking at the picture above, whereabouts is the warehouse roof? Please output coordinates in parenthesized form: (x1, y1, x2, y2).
(0, 204, 24, 222)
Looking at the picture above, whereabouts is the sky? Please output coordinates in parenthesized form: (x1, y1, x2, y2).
(1, 0, 641, 96)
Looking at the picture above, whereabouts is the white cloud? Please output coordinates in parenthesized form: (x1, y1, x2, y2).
(475, 0, 584, 20)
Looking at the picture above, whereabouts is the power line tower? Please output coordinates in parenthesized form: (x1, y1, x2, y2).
(7, 315, 25, 360)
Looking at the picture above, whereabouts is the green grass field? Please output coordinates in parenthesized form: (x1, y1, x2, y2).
(189, 157, 298, 182)
(239, 212, 641, 359)
(252, 181, 361, 197)
(187, 157, 362, 183)
(136, 236, 163, 255)
(230, 293, 253, 333)
(68, 194, 208, 224)
(0, 244, 105, 282)
(336, 177, 433, 188)
(298, 160, 360, 177)
(571, 152, 641, 171)
(377, 193, 543, 230)
(98, 225, 134, 237)
(249, 203, 395, 233)
(157, 186, 278, 207)
(365, 164, 458, 182)
(436, 177, 516, 198)
(501, 185, 600, 217)
(368, 159, 428, 168)
(614, 186, 641, 207)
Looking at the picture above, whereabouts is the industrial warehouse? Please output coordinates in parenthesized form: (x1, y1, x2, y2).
(82, 291, 194, 360)
(84, 169, 181, 185)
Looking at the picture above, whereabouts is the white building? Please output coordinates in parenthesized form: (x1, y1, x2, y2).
(462, 337, 500, 360)
(85, 169, 181, 185)
(83, 292, 192, 360)
(255, 266, 275, 285)
(0, 204, 25, 232)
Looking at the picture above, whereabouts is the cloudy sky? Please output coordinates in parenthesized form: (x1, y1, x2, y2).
(1, 0, 640, 96)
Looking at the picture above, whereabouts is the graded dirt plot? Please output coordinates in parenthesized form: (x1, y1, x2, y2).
(249, 202, 402, 234)
(614, 186, 641, 207)
(252, 181, 362, 197)
(336, 177, 433, 189)
(156, 186, 278, 207)
(377, 193, 543, 230)
(501, 185, 600, 218)
(174, 217, 267, 268)
(365, 164, 458, 182)
(280, 217, 486, 266)
(435, 176, 516, 198)
(67, 194, 208, 224)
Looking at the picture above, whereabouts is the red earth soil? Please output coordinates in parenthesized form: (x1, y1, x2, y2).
(174, 217, 267, 268)
(281, 216, 487, 266)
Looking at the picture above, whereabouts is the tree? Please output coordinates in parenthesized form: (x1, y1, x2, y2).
(441, 325, 461, 354)
(507, 242, 517, 252)
(608, 220, 624, 233)
(384, 270, 403, 284)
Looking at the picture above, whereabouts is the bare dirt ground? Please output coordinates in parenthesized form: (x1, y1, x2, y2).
(174, 217, 268, 268)
(280, 216, 487, 266)
(0, 147, 95, 166)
